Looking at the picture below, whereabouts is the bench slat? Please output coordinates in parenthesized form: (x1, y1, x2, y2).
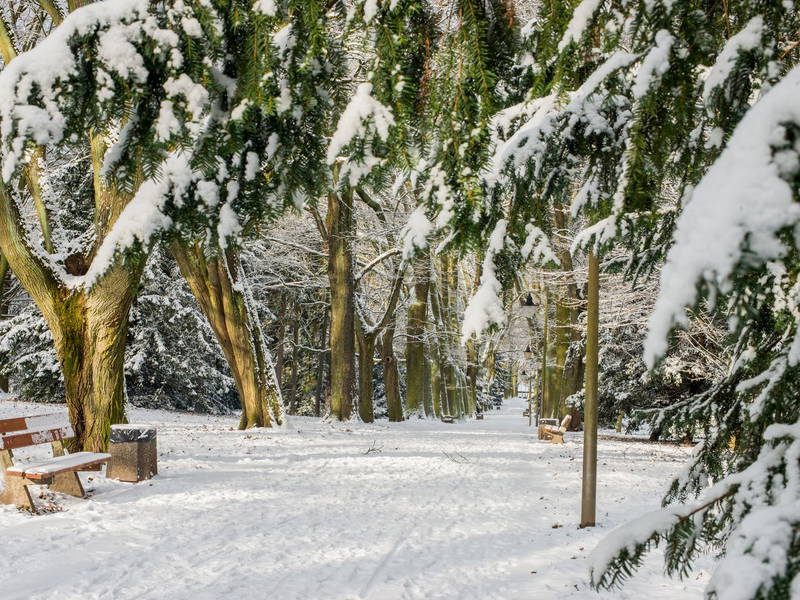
(6, 452, 111, 480)
(0, 413, 69, 434)
(0, 425, 74, 450)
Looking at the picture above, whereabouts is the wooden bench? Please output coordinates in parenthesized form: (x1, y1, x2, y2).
(441, 415, 454, 423)
(539, 415, 572, 444)
(0, 413, 110, 513)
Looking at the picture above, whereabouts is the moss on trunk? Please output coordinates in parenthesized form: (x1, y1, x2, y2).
(172, 241, 283, 429)
(381, 324, 403, 422)
(405, 254, 430, 416)
(327, 188, 355, 421)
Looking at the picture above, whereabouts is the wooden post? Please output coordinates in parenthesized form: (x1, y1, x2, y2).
(540, 288, 549, 417)
(327, 186, 356, 421)
(528, 373, 533, 427)
(580, 249, 600, 528)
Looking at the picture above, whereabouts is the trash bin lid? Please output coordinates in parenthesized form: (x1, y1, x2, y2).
(110, 424, 157, 443)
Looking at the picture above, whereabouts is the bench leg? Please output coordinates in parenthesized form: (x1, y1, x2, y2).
(50, 471, 85, 498)
(0, 476, 37, 513)
(51, 440, 65, 457)
(549, 432, 565, 444)
(0, 449, 13, 470)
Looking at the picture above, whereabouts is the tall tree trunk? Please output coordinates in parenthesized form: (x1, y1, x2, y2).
(57, 265, 140, 451)
(405, 253, 430, 416)
(356, 328, 375, 423)
(381, 323, 403, 422)
(553, 290, 570, 417)
(327, 188, 355, 421)
(288, 320, 299, 414)
(0, 256, 9, 392)
(315, 312, 328, 417)
(275, 294, 286, 387)
(430, 354, 442, 417)
(540, 287, 551, 418)
(464, 256, 483, 416)
(580, 249, 600, 528)
(0, 174, 141, 451)
(429, 268, 459, 418)
(0, 0, 138, 451)
(171, 241, 283, 429)
(553, 209, 583, 421)
(465, 338, 478, 416)
(510, 362, 518, 398)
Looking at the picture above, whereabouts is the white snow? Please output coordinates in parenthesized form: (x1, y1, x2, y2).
(557, 0, 603, 52)
(6, 452, 111, 477)
(644, 64, 800, 367)
(363, 0, 380, 22)
(702, 16, 764, 106)
(632, 30, 673, 100)
(0, 0, 154, 181)
(253, 0, 277, 17)
(272, 23, 296, 59)
(83, 151, 200, 288)
(399, 206, 434, 259)
(0, 396, 711, 600)
(217, 201, 243, 248)
(327, 83, 395, 166)
(461, 219, 508, 343)
(521, 223, 560, 266)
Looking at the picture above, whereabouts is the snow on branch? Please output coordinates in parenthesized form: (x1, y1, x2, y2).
(632, 30, 673, 100)
(461, 219, 508, 343)
(644, 64, 800, 368)
(0, 0, 154, 181)
(84, 152, 198, 288)
(399, 206, 434, 259)
(0, 0, 220, 184)
(702, 16, 765, 107)
(557, 0, 603, 52)
(327, 82, 395, 186)
(486, 51, 636, 188)
(592, 414, 800, 599)
(521, 224, 559, 266)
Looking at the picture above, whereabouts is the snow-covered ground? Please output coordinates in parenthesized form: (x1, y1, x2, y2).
(0, 396, 712, 599)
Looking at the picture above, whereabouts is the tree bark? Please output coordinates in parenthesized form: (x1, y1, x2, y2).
(405, 253, 430, 416)
(540, 287, 552, 418)
(430, 353, 442, 417)
(0, 172, 140, 451)
(288, 320, 300, 414)
(381, 323, 403, 422)
(171, 241, 283, 429)
(327, 188, 355, 421)
(465, 338, 478, 416)
(315, 312, 328, 417)
(553, 209, 583, 419)
(429, 266, 459, 418)
(275, 294, 286, 387)
(580, 249, 600, 528)
(58, 266, 140, 451)
(0, 255, 9, 392)
(356, 328, 375, 423)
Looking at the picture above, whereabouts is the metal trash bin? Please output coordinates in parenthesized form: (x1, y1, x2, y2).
(107, 425, 157, 483)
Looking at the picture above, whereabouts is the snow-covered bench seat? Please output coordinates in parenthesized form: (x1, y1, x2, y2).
(0, 413, 110, 513)
(539, 415, 572, 444)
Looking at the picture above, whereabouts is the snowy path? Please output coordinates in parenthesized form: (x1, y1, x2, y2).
(0, 397, 711, 599)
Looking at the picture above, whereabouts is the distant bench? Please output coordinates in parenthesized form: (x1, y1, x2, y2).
(0, 413, 110, 513)
(538, 415, 572, 444)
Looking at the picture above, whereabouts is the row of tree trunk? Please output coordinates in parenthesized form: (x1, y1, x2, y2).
(325, 185, 479, 423)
